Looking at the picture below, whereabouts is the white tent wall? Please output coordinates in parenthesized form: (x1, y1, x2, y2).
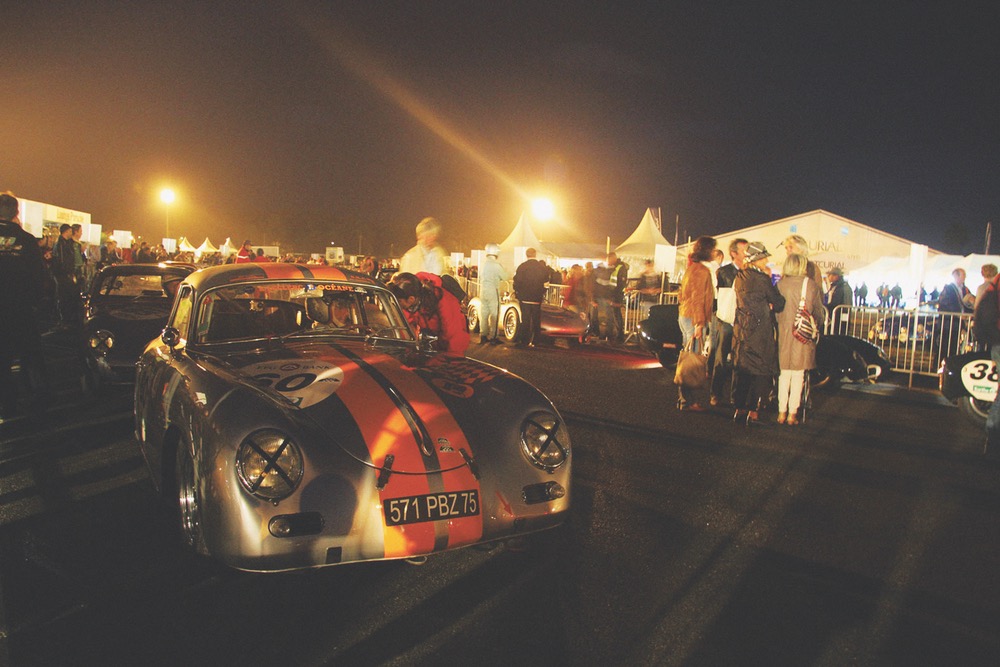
(678, 210, 940, 275)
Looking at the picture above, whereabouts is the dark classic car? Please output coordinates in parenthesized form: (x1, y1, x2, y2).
(84, 262, 197, 383)
(637, 303, 891, 386)
(939, 349, 996, 426)
(134, 263, 571, 572)
(466, 294, 590, 344)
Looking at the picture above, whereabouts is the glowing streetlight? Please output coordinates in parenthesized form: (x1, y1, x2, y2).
(160, 188, 176, 239)
(531, 197, 556, 221)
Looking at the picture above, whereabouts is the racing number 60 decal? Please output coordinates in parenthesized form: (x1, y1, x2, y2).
(242, 360, 346, 408)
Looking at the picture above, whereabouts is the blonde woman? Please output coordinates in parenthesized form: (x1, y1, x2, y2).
(775, 253, 827, 424)
(782, 234, 823, 287)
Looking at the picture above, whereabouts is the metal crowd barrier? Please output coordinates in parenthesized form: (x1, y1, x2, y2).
(826, 304, 976, 385)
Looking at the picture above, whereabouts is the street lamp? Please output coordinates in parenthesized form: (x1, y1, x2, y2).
(160, 188, 176, 239)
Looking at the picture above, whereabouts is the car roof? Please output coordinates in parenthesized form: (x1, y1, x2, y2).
(182, 263, 380, 292)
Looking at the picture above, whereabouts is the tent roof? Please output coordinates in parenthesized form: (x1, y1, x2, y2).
(177, 236, 197, 252)
(197, 238, 219, 253)
(498, 213, 543, 251)
(615, 208, 673, 257)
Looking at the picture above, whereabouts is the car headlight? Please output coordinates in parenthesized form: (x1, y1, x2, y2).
(236, 429, 304, 502)
(520, 412, 569, 472)
(89, 330, 114, 355)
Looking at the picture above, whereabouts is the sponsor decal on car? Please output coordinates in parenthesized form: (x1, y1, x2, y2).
(242, 359, 346, 408)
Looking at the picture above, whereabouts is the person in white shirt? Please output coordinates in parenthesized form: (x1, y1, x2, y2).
(399, 217, 447, 275)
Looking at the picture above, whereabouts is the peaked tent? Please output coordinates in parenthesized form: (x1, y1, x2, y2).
(615, 208, 676, 275)
(496, 213, 549, 273)
(218, 237, 236, 258)
(177, 237, 197, 253)
(197, 238, 219, 255)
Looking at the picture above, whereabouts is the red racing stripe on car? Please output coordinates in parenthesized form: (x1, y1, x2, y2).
(366, 358, 484, 549)
(311, 348, 438, 558)
(257, 263, 313, 280)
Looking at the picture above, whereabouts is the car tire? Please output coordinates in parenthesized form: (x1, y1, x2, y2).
(810, 367, 838, 389)
(958, 395, 990, 428)
(656, 349, 679, 368)
(467, 304, 480, 333)
(503, 309, 520, 342)
(175, 439, 207, 555)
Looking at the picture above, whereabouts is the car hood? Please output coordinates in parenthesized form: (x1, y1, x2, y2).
(210, 339, 517, 475)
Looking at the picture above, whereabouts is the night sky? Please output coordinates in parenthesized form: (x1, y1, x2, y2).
(4, 1, 997, 257)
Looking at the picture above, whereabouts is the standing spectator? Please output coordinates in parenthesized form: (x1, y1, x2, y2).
(235, 239, 254, 263)
(71, 224, 87, 288)
(857, 282, 869, 307)
(732, 242, 785, 425)
(889, 283, 903, 308)
(253, 248, 271, 262)
(607, 253, 628, 343)
(0, 192, 48, 418)
(478, 243, 508, 345)
(563, 264, 587, 314)
(823, 267, 853, 316)
(775, 254, 826, 425)
(388, 272, 469, 356)
(100, 238, 122, 268)
(676, 236, 717, 412)
(583, 261, 597, 332)
(135, 241, 155, 263)
(635, 259, 661, 320)
(399, 217, 447, 275)
(975, 264, 998, 309)
(360, 255, 379, 279)
(512, 247, 550, 347)
(782, 234, 823, 287)
(877, 283, 890, 308)
(51, 223, 83, 327)
(592, 262, 612, 340)
(937, 268, 973, 314)
(710, 238, 748, 407)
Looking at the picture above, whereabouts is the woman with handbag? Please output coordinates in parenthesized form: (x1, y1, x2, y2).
(675, 236, 717, 411)
(732, 242, 785, 425)
(775, 254, 827, 425)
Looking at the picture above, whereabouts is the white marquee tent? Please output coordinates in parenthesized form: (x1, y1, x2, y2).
(615, 208, 676, 276)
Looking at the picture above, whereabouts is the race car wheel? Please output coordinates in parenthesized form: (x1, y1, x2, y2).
(656, 348, 679, 368)
(175, 439, 206, 554)
(958, 395, 989, 428)
(503, 309, 521, 342)
(467, 303, 480, 333)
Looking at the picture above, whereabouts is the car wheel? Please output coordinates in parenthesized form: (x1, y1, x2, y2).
(958, 395, 989, 428)
(503, 309, 520, 342)
(467, 304, 480, 333)
(656, 348, 678, 368)
(175, 439, 206, 554)
(810, 367, 837, 389)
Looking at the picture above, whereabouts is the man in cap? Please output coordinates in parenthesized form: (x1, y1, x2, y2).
(236, 239, 253, 263)
(824, 266, 853, 317)
(0, 192, 49, 419)
(477, 243, 508, 344)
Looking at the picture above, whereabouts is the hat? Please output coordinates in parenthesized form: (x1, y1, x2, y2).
(745, 242, 770, 264)
(826, 266, 843, 276)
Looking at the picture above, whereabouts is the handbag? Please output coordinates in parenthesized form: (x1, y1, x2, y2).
(674, 339, 709, 388)
(793, 278, 820, 344)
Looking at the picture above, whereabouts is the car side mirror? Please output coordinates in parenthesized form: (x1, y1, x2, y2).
(161, 326, 181, 349)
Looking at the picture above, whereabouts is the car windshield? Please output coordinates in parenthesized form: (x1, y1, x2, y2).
(94, 272, 176, 298)
(192, 281, 414, 344)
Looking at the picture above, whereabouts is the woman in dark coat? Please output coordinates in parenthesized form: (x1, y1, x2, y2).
(732, 242, 785, 424)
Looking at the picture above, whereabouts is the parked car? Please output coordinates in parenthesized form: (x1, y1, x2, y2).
(134, 263, 571, 572)
(939, 349, 996, 427)
(466, 294, 590, 344)
(637, 304, 891, 387)
(84, 262, 197, 384)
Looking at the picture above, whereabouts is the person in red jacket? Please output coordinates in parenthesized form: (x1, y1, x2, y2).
(235, 239, 253, 263)
(389, 271, 469, 356)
